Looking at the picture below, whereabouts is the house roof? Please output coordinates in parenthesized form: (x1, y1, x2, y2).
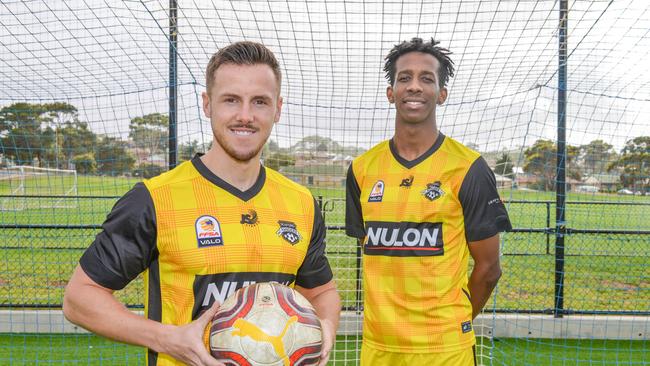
(515, 174, 538, 184)
(280, 164, 346, 175)
(584, 173, 620, 184)
(494, 173, 513, 182)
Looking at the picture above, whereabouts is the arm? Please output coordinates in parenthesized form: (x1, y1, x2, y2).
(467, 234, 502, 319)
(296, 280, 341, 366)
(63, 184, 221, 365)
(63, 266, 224, 366)
(458, 157, 511, 319)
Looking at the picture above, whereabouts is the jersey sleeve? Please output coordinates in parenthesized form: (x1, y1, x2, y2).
(79, 182, 157, 290)
(345, 164, 365, 238)
(295, 197, 334, 289)
(459, 157, 513, 242)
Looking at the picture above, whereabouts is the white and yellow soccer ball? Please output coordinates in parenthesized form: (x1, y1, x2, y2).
(210, 282, 322, 366)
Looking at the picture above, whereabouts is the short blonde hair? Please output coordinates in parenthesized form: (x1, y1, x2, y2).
(206, 41, 281, 92)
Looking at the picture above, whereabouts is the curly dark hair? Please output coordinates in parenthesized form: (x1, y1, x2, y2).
(383, 37, 455, 89)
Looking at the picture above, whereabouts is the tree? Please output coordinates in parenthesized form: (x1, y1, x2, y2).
(129, 113, 168, 158)
(264, 151, 296, 171)
(72, 153, 97, 174)
(523, 140, 556, 191)
(566, 145, 582, 181)
(42, 102, 78, 127)
(495, 152, 514, 179)
(134, 163, 165, 179)
(0, 102, 86, 168)
(267, 139, 280, 152)
(58, 121, 97, 167)
(0, 103, 57, 166)
(580, 139, 615, 175)
(95, 136, 135, 175)
(291, 135, 341, 153)
(523, 139, 580, 191)
(178, 140, 204, 162)
(608, 136, 650, 194)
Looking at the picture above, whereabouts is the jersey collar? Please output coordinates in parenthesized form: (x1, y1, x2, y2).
(191, 154, 266, 202)
(389, 132, 445, 169)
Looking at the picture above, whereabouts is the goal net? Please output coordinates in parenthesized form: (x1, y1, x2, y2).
(0, 166, 78, 211)
(1, 1, 649, 365)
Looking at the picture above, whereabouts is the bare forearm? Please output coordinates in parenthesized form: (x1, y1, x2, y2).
(63, 267, 167, 352)
(296, 281, 341, 366)
(309, 287, 341, 336)
(468, 264, 502, 319)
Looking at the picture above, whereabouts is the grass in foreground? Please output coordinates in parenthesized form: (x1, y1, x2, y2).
(0, 334, 647, 365)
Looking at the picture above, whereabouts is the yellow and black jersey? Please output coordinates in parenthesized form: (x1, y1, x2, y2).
(346, 133, 511, 354)
(80, 155, 333, 366)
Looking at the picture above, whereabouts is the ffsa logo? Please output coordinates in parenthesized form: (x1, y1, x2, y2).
(195, 215, 223, 247)
(364, 221, 444, 257)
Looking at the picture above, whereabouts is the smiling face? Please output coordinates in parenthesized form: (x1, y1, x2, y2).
(386, 51, 448, 127)
(202, 63, 282, 163)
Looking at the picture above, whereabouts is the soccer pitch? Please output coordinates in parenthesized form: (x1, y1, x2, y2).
(0, 334, 647, 366)
(1, 177, 649, 312)
(1, 176, 649, 311)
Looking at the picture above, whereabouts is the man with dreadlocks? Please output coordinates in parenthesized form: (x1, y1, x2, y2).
(345, 37, 512, 365)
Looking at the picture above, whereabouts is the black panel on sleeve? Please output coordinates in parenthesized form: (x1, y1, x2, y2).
(79, 182, 157, 290)
(345, 164, 366, 238)
(295, 197, 334, 289)
(459, 157, 512, 242)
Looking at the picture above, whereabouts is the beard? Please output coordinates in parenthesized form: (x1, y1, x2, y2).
(213, 129, 265, 163)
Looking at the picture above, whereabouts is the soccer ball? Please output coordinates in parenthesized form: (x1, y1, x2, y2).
(209, 282, 322, 366)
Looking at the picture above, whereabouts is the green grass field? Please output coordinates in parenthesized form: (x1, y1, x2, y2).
(1, 174, 649, 364)
(2, 178, 648, 311)
(0, 334, 647, 365)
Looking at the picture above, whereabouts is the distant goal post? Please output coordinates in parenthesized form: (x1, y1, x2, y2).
(0, 165, 78, 211)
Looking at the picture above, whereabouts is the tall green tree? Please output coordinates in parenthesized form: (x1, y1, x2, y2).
(36, 102, 81, 168)
(95, 136, 135, 175)
(178, 140, 204, 162)
(608, 136, 650, 194)
(0, 102, 78, 167)
(289, 135, 364, 157)
(264, 151, 296, 171)
(523, 140, 556, 191)
(580, 139, 615, 175)
(72, 153, 97, 174)
(291, 135, 341, 153)
(129, 113, 168, 158)
(58, 121, 97, 167)
(523, 139, 580, 190)
(566, 145, 583, 181)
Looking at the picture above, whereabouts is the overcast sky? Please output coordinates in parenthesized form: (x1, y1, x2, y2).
(1, 0, 649, 154)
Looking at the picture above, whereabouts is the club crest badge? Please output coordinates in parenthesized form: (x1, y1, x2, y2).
(277, 220, 302, 245)
(422, 181, 445, 201)
(195, 215, 224, 247)
(368, 180, 385, 202)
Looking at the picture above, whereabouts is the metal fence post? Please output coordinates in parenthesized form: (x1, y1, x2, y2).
(554, 0, 568, 318)
(168, 0, 178, 170)
(546, 202, 551, 255)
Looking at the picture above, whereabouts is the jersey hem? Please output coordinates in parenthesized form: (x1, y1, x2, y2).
(362, 336, 476, 354)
